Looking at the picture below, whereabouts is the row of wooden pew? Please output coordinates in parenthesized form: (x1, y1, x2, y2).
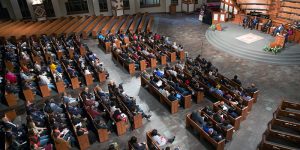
(259, 100, 300, 150)
(0, 13, 154, 43)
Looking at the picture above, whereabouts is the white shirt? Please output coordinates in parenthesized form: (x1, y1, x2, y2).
(39, 75, 50, 85)
(84, 69, 91, 75)
(152, 135, 167, 147)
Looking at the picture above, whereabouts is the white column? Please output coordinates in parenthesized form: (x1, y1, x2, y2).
(51, 0, 63, 17)
(26, 0, 36, 19)
(92, 0, 100, 16)
(10, 0, 23, 19)
(87, 0, 95, 15)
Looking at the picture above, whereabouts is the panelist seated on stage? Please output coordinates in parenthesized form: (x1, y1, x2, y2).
(250, 17, 259, 30)
(272, 24, 284, 36)
(262, 19, 272, 33)
(242, 16, 250, 29)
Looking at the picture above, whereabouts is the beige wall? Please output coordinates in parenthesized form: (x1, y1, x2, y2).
(7, 0, 205, 20)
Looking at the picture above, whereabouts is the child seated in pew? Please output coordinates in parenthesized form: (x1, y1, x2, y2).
(150, 129, 175, 147)
(129, 136, 148, 150)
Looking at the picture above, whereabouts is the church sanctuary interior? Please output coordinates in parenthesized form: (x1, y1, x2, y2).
(1, 0, 300, 150)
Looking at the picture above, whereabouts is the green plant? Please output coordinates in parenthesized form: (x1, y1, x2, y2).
(263, 45, 282, 55)
(210, 24, 216, 31)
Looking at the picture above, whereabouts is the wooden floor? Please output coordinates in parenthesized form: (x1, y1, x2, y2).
(0, 13, 153, 40)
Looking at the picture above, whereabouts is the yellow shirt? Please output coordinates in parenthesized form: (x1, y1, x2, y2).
(50, 63, 57, 71)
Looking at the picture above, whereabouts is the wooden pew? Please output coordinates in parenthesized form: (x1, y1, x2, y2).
(94, 88, 127, 136)
(75, 59, 93, 86)
(108, 85, 143, 129)
(74, 15, 96, 36)
(61, 61, 80, 89)
(80, 95, 109, 143)
(146, 130, 161, 150)
(39, 84, 51, 97)
(5, 109, 17, 121)
(129, 14, 141, 34)
(64, 103, 90, 150)
(64, 16, 88, 37)
(147, 16, 154, 33)
(140, 74, 179, 114)
(280, 100, 300, 113)
(120, 16, 133, 33)
(92, 16, 110, 38)
(84, 55, 107, 83)
(111, 50, 136, 75)
(111, 16, 125, 35)
(4, 92, 17, 107)
(82, 15, 103, 39)
(154, 73, 192, 109)
(186, 113, 226, 150)
(54, 17, 81, 36)
(138, 13, 148, 33)
(101, 16, 117, 36)
(23, 88, 35, 103)
(274, 108, 300, 124)
(200, 109, 234, 141)
(36, 17, 65, 36)
(50, 69, 65, 93)
(45, 17, 73, 36)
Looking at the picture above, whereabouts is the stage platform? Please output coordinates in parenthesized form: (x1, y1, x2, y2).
(206, 22, 300, 65)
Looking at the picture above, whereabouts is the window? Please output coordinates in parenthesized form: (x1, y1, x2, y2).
(140, 0, 160, 8)
(123, 0, 130, 10)
(43, 0, 55, 17)
(18, 0, 32, 19)
(195, 0, 198, 4)
(171, 0, 178, 5)
(99, 0, 108, 12)
(65, 0, 88, 15)
(0, 2, 10, 19)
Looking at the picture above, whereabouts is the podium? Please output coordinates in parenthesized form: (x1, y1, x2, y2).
(270, 35, 285, 48)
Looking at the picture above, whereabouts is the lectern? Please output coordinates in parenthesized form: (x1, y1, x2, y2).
(270, 35, 285, 48)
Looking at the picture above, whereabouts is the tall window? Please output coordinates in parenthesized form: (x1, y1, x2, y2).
(43, 0, 55, 17)
(140, 0, 160, 8)
(65, 0, 88, 15)
(18, 0, 31, 19)
(99, 0, 108, 12)
(171, 0, 178, 5)
(0, 2, 10, 20)
(123, 0, 130, 10)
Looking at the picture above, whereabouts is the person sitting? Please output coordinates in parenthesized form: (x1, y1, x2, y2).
(191, 110, 206, 127)
(242, 16, 249, 29)
(273, 24, 284, 36)
(203, 122, 224, 142)
(232, 75, 242, 86)
(151, 129, 175, 147)
(76, 126, 88, 136)
(129, 136, 148, 150)
(63, 92, 79, 106)
(250, 16, 259, 30)
(262, 19, 272, 33)
(245, 83, 258, 93)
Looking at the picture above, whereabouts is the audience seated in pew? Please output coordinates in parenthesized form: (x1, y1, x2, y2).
(150, 129, 175, 147)
(129, 136, 148, 150)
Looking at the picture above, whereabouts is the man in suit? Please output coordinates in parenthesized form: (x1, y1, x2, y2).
(251, 17, 259, 30)
(242, 16, 249, 29)
(262, 19, 272, 33)
(273, 24, 284, 36)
